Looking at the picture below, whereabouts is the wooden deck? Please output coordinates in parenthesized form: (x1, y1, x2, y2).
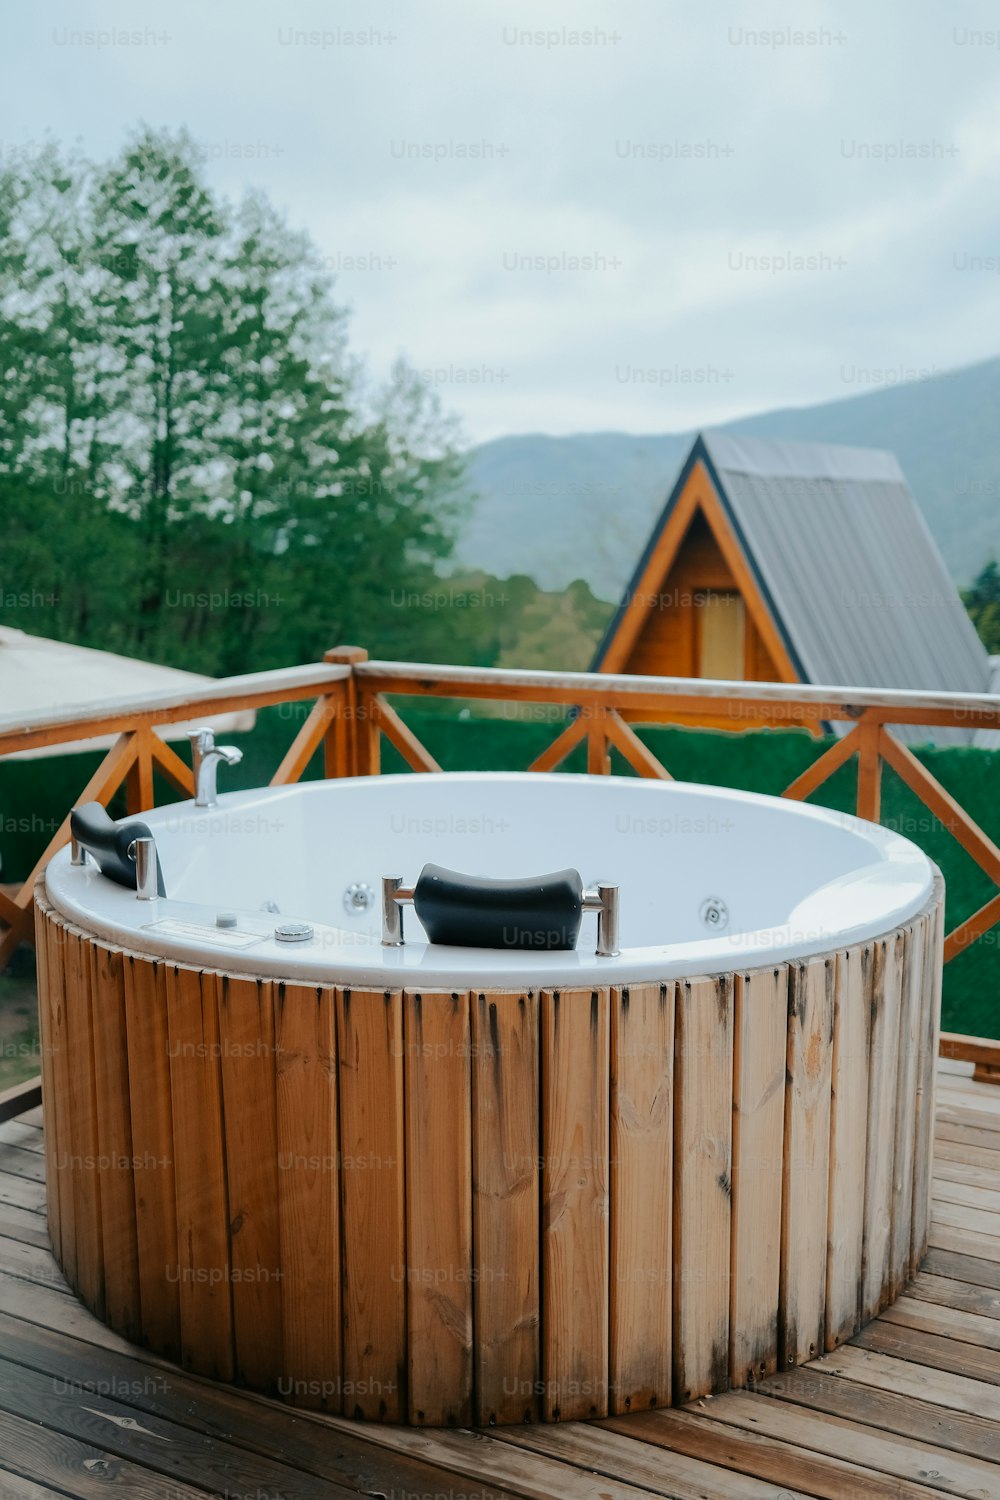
(1, 1065, 1000, 1499)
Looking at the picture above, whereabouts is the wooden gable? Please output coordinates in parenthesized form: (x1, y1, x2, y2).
(597, 459, 802, 728)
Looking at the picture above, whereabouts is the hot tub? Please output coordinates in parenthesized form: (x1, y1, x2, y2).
(36, 772, 943, 1426)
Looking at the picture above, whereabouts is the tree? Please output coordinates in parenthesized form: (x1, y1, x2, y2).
(963, 560, 1000, 656)
(0, 127, 468, 674)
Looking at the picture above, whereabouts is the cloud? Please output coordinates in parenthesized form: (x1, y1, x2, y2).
(4, 0, 1000, 441)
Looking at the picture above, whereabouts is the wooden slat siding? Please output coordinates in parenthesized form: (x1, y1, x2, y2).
(165, 963, 234, 1381)
(62, 925, 104, 1321)
(44, 913, 75, 1290)
(470, 990, 541, 1425)
(275, 981, 341, 1412)
(779, 957, 834, 1368)
(912, 894, 944, 1274)
(404, 989, 474, 1426)
(672, 975, 733, 1403)
(730, 967, 786, 1386)
(122, 953, 180, 1361)
(336, 988, 406, 1421)
(216, 972, 282, 1392)
(33, 901, 61, 1264)
(825, 944, 871, 1349)
(540, 988, 611, 1423)
(888, 922, 923, 1303)
(89, 940, 140, 1341)
(609, 982, 673, 1412)
(861, 932, 904, 1324)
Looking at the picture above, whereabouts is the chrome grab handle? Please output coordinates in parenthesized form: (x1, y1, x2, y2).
(381, 872, 620, 956)
(128, 836, 159, 902)
(381, 875, 414, 947)
(582, 882, 621, 959)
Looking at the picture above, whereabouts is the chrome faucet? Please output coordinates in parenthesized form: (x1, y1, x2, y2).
(188, 726, 243, 808)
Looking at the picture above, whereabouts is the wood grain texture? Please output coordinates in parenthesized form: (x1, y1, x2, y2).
(825, 944, 871, 1349)
(889, 923, 923, 1302)
(404, 989, 474, 1426)
(911, 892, 944, 1275)
(44, 915, 75, 1292)
(730, 966, 786, 1385)
(471, 990, 541, 1425)
(89, 940, 140, 1341)
(672, 975, 733, 1402)
(336, 988, 406, 1421)
(33, 898, 61, 1265)
(541, 987, 610, 1420)
(216, 972, 282, 1392)
(779, 957, 834, 1368)
(29, 881, 945, 1427)
(122, 951, 180, 1362)
(165, 963, 233, 1381)
(62, 925, 104, 1320)
(610, 982, 673, 1412)
(862, 933, 905, 1323)
(275, 980, 342, 1411)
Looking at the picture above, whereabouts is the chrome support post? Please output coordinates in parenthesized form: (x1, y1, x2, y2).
(130, 837, 159, 901)
(70, 836, 86, 867)
(381, 876, 415, 946)
(583, 883, 621, 957)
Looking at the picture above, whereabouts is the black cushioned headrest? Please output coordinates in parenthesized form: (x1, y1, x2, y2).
(413, 863, 584, 950)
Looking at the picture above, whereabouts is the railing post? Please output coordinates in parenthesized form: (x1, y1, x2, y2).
(356, 689, 382, 776)
(324, 646, 368, 777)
(856, 719, 883, 824)
(125, 727, 156, 814)
(586, 707, 611, 775)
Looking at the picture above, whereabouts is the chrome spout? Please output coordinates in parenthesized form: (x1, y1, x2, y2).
(189, 726, 244, 809)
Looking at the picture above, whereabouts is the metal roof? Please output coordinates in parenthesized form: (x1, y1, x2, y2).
(593, 431, 994, 746)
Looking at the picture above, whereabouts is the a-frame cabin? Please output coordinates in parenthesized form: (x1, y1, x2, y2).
(590, 431, 993, 741)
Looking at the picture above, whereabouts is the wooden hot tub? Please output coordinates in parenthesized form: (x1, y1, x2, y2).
(36, 773, 943, 1425)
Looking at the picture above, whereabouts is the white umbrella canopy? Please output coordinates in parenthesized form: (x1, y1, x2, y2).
(0, 626, 255, 760)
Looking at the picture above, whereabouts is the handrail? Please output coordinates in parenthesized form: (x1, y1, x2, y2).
(355, 658, 1000, 726)
(0, 661, 350, 756)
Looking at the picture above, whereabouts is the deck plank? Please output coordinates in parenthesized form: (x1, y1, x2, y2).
(909, 1272, 1000, 1321)
(880, 1292, 1000, 1350)
(853, 1317, 1000, 1385)
(0, 1308, 522, 1500)
(0, 1413, 210, 1498)
(0, 1469, 70, 1500)
(604, 1405, 965, 1499)
(762, 1363, 1000, 1463)
(0, 1351, 362, 1499)
(693, 1387, 1000, 1499)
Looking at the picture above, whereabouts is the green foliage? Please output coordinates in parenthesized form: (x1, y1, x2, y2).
(0, 128, 466, 672)
(962, 558, 1000, 654)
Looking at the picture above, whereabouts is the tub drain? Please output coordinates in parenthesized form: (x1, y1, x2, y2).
(699, 897, 729, 931)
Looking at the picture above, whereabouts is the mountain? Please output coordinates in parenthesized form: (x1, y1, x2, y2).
(454, 357, 1000, 598)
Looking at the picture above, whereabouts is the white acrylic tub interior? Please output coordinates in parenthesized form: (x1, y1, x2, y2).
(44, 772, 935, 987)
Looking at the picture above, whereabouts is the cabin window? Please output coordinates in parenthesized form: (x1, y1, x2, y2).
(697, 590, 745, 679)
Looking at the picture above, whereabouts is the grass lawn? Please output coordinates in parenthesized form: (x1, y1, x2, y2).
(0, 956, 40, 1091)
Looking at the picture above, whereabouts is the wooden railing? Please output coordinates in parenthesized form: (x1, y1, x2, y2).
(2, 644, 1000, 994)
(0, 657, 351, 969)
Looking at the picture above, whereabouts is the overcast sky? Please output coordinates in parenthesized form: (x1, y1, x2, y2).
(4, 0, 1000, 446)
